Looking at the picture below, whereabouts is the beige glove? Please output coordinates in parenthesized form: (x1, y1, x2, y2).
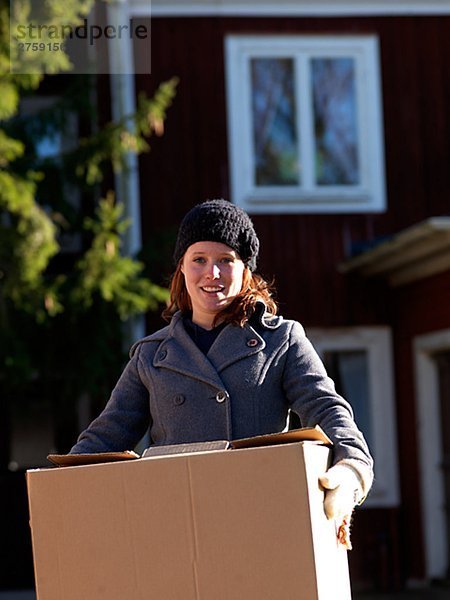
(319, 463, 363, 520)
(319, 463, 364, 549)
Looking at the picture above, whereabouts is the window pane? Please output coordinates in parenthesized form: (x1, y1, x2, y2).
(323, 350, 372, 448)
(250, 58, 299, 186)
(35, 133, 62, 159)
(311, 58, 360, 186)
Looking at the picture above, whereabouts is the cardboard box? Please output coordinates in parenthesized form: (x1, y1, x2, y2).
(27, 431, 352, 600)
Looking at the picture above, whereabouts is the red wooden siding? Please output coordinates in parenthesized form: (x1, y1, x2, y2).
(135, 15, 450, 328)
(391, 271, 450, 580)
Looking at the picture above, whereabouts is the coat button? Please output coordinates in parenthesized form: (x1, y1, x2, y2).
(215, 391, 229, 403)
(158, 349, 167, 360)
(173, 394, 185, 406)
(247, 338, 258, 347)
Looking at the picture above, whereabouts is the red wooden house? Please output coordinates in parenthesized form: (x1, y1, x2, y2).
(109, 0, 450, 590)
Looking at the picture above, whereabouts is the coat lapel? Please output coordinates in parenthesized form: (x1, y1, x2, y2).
(207, 322, 266, 372)
(152, 315, 225, 390)
(152, 313, 266, 385)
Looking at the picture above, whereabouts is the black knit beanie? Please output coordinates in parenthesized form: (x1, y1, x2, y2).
(173, 199, 260, 271)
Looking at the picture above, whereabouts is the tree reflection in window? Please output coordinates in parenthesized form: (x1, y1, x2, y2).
(311, 58, 360, 186)
(250, 58, 299, 186)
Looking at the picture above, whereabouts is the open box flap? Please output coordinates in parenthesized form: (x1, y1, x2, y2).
(47, 426, 332, 467)
(47, 450, 140, 467)
(231, 426, 332, 449)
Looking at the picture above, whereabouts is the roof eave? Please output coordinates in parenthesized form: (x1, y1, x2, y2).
(339, 217, 450, 287)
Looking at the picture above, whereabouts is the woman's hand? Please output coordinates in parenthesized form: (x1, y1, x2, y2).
(319, 463, 364, 549)
(319, 463, 363, 520)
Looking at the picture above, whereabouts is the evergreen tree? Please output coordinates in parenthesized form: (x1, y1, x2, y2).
(0, 0, 178, 457)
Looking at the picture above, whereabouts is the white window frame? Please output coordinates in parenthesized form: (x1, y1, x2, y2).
(306, 326, 399, 508)
(225, 34, 386, 214)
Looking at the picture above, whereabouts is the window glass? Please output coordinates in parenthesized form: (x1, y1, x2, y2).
(20, 96, 81, 253)
(311, 57, 359, 186)
(250, 57, 299, 186)
(323, 349, 373, 449)
(35, 132, 62, 159)
(8, 395, 55, 471)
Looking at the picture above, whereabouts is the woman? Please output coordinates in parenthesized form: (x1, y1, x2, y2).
(71, 199, 373, 525)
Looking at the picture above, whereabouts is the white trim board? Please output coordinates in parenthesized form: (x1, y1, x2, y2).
(414, 329, 450, 579)
(129, 0, 450, 17)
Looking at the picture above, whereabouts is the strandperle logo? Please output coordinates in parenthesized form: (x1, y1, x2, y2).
(14, 18, 149, 47)
(9, 0, 152, 75)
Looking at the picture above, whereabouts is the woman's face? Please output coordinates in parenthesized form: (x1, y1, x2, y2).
(181, 241, 246, 329)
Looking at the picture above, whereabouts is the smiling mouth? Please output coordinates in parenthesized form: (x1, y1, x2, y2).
(201, 286, 224, 293)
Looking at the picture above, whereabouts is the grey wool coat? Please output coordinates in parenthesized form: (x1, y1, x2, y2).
(71, 303, 374, 495)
